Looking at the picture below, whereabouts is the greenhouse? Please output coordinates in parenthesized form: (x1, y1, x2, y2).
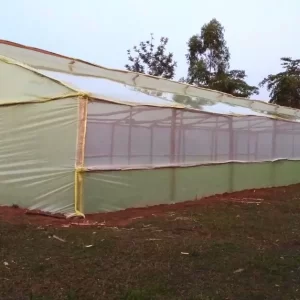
(0, 39, 300, 216)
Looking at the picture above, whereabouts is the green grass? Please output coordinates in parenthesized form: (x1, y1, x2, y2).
(1, 194, 300, 299)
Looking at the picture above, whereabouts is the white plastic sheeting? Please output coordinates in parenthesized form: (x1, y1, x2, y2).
(42, 71, 269, 117)
(0, 98, 78, 213)
(0, 57, 76, 104)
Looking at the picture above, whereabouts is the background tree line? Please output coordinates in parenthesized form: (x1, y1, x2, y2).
(125, 19, 300, 109)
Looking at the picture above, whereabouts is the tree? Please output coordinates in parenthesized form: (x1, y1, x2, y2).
(183, 18, 258, 98)
(125, 33, 177, 79)
(259, 57, 300, 108)
(210, 70, 259, 98)
(185, 18, 230, 85)
(125, 20, 258, 103)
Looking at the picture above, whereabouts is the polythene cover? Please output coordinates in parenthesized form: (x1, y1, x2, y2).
(0, 58, 76, 104)
(0, 98, 78, 213)
(42, 71, 271, 118)
(1, 39, 299, 120)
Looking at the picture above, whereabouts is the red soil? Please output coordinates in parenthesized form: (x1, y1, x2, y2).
(0, 184, 298, 228)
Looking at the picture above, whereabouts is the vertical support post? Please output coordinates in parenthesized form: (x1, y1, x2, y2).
(228, 116, 234, 192)
(229, 117, 234, 161)
(271, 119, 277, 158)
(211, 130, 215, 161)
(170, 109, 177, 164)
(177, 110, 183, 164)
(75, 96, 88, 217)
(254, 132, 258, 161)
(213, 117, 219, 161)
(271, 119, 277, 186)
(183, 128, 186, 163)
(292, 123, 295, 158)
(110, 124, 115, 165)
(128, 107, 133, 165)
(150, 126, 154, 165)
(170, 109, 177, 202)
(247, 120, 250, 161)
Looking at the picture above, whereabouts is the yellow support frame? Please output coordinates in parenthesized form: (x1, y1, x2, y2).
(74, 96, 88, 217)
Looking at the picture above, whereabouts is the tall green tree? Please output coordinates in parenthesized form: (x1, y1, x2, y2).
(259, 57, 300, 108)
(183, 18, 258, 98)
(185, 18, 230, 85)
(125, 33, 177, 79)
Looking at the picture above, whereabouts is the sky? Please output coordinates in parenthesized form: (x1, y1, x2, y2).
(0, 0, 299, 102)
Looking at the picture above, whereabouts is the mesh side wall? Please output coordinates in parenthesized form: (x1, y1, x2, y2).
(84, 102, 300, 168)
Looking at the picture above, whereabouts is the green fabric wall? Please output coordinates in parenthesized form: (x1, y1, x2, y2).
(82, 161, 300, 213)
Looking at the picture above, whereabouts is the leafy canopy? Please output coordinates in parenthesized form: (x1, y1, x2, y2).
(184, 18, 258, 98)
(125, 33, 177, 80)
(259, 57, 300, 109)
(125, 18, 258, 105)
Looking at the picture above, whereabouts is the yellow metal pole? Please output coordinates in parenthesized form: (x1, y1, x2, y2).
(74, 96, 88, 217)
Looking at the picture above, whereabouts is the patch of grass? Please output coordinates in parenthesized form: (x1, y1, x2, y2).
(121, 288, 160, 300)
(1, 191, 300, 299)
(29, 293, 52, 300)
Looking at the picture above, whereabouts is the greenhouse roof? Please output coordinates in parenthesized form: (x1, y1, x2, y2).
(0, 39, 299, 121)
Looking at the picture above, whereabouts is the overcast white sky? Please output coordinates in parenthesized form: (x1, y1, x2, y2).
(0, 0, 299, 101)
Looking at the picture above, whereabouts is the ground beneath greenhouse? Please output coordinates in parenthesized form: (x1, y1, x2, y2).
(1, 184, 300, 299)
